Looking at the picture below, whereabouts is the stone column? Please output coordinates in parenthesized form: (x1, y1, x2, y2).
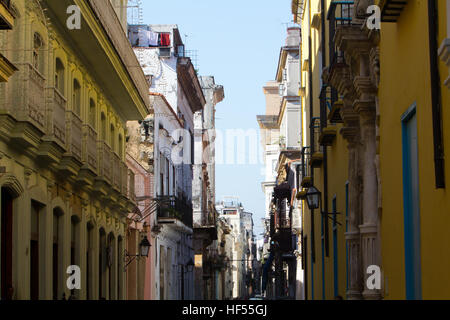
(342, 126, 363, 300)
(354, 76, 381, 300)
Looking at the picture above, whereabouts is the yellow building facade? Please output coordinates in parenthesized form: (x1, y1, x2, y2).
(378, 0, 450, 299)
(293, 0, 450, 300)
(0, 0, 150, 300)
(293, 0, 352, 300)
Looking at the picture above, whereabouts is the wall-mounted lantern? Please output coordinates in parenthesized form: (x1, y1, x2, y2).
(124, 236, 151, 271)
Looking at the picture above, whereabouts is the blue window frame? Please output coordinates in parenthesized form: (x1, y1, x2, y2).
(401, 103, 422, 300)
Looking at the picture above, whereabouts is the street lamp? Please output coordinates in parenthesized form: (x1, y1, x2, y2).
(124, 236, 151, 271)
(139, 236, 151, 257)
(305, 186, 321, 210)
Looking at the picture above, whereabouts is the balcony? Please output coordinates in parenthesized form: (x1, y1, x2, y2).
(10, 64, 46, 147)
(57, 111, 83, 177)
(156, 195, 193, 228)
(77, 124, 98, 185)
(111, 152, 121, 191)
(37, 88, 67, 163)
(0, 0, 14, 30)
(300, 147, 312, 188)
(379, 0, 408, 22)
(82, 124, 98, 172)
(328, 100, 344, 124)
(94, 141, 112, 196)
(310, 118, 323, 168)
(320, 127, 337, 146)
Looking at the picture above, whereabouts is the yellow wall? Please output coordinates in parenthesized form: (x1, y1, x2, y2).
(299, 0, 349, 300)
(379, 1, 450, 299)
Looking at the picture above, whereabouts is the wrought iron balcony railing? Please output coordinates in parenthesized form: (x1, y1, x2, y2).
(156, 195, 193, 228)
(328, 1, 355, 30)
(301, 147, 312, 188)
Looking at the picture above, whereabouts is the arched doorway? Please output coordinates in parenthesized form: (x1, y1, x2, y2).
(70, 215, 80, 299)
(107, 233, 116, 300)
(52, 207, 64, 300)
(99, 228, 106, 299)
(117, 236, 123, 300)
(1, 188, 14, 300)
(86, 221, 94, 300)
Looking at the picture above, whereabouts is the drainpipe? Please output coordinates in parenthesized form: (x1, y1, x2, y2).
(428, 0, 445, 188)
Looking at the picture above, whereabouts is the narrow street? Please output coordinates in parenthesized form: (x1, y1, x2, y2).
(0, 0, 450, 303)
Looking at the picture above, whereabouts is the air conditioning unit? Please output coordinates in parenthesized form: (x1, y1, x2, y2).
(158, 47, 171, 58)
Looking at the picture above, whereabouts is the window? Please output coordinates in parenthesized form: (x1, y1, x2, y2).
(53, 208, 64, 300)
(73, 79, 81, 116)
(158, 47, 171, 58)
(70, 216, 80, 299)
(86, 223, 93, 300)
(108, 233, 115, 300)
(117, 236, 123, 299)
(118, 134, 123, 159)
(160, 152, 164, 196)
(89, 99, 96, 129)
(33, 33, 43, 73)
(99, 228, 106, 299)
(55, 58, 65, 95)
(165, 157, 169, 196)
(110, 125, 116, 152)
(172, 165, 176, 196)
(101, 113, 106, 141)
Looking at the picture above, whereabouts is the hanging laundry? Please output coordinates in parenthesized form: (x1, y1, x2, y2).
(148, 31, 159, 46)
(160, 33, 171, 47)
(138, 28, 150, 47)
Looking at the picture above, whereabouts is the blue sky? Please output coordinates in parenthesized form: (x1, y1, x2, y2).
(139, 0, 292, 238)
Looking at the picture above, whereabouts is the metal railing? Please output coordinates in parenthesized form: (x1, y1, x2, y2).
(83, 124, 97, 171)
(67, 110, 83, 162)
(156, 195, 193, 228)
(329, 1, 355, 30)
(311, 117, 323, 154)
(51, 87, 67, 148)
(328, 1, 355, 68)
(301, 147, 311, 179)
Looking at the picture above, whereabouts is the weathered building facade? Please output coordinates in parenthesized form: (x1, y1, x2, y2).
(0, 0, 150, 300)
(193, 76, 224, 300)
